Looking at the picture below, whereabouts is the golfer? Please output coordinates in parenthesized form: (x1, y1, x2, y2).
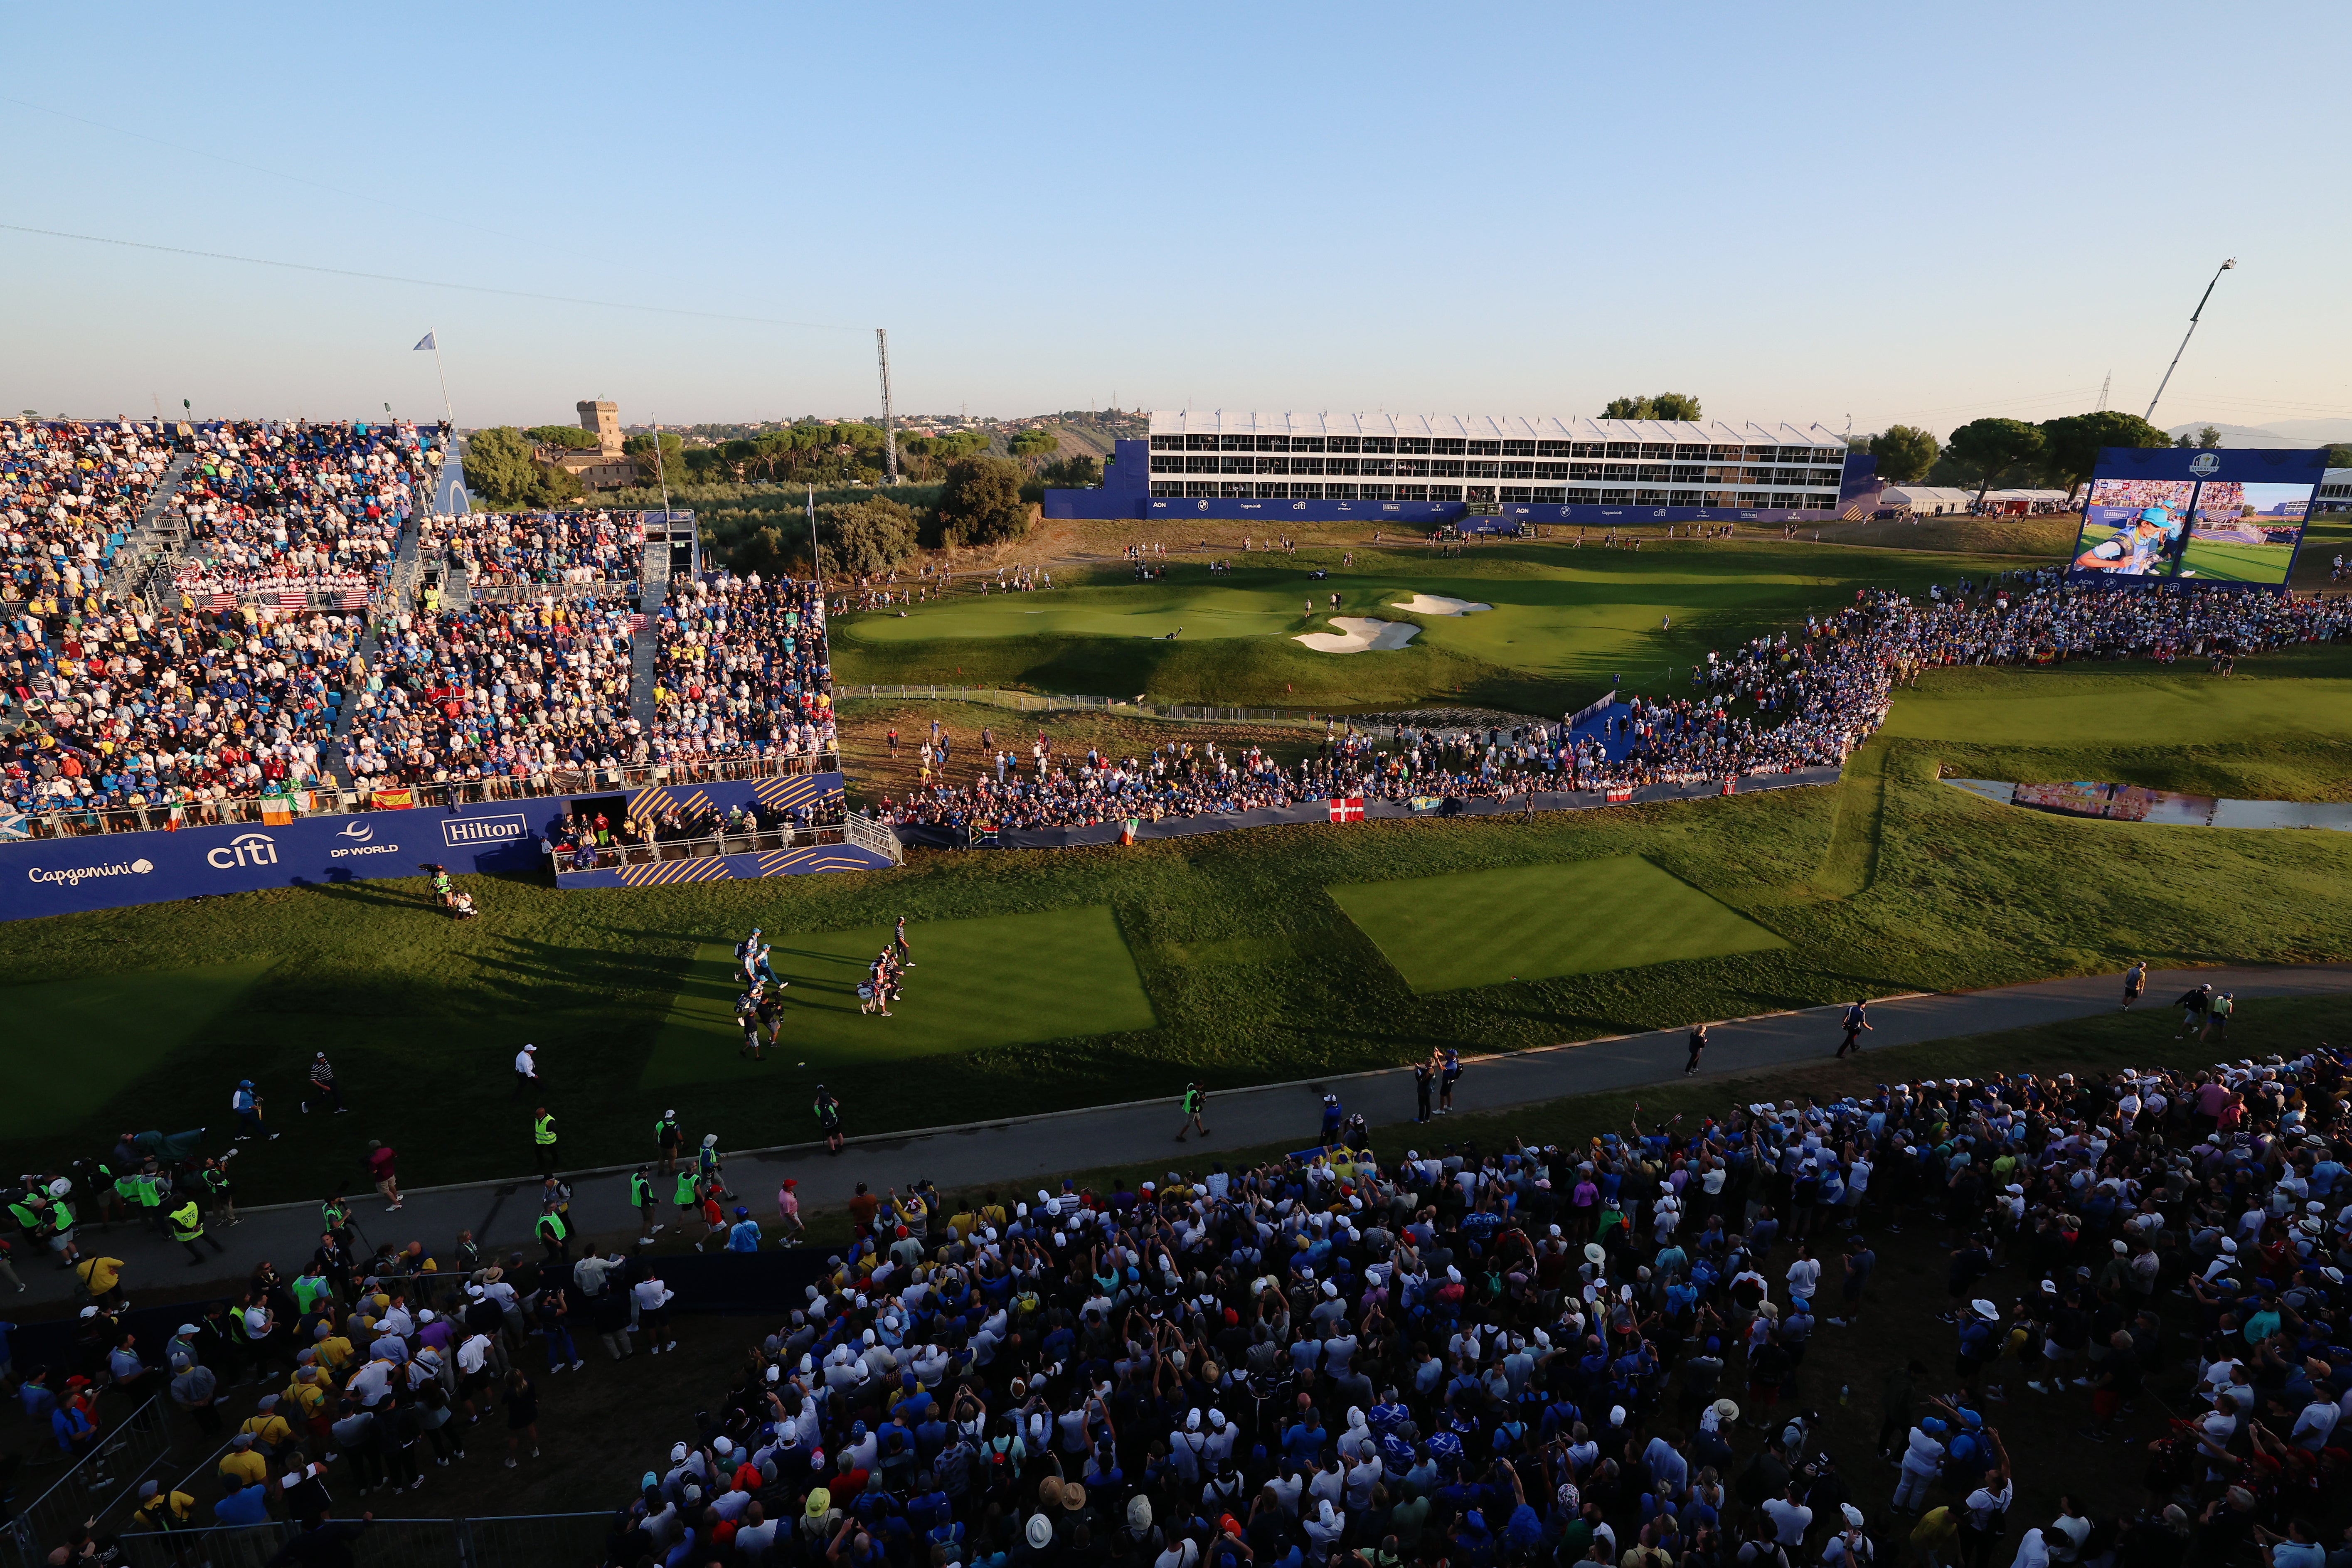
(1685, 1024, 1709, 1076)
(2121, 960, 2145, 1012)
(1834, 999, 1872, 1059)
(815, 1086, 845, 1154)
(1175, 1081, 1211, 1142)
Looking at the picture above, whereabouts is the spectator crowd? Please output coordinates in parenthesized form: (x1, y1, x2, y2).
(651, 573, 838, 771)
(167, 419, 437, 604)
(419, 509, 646, 590)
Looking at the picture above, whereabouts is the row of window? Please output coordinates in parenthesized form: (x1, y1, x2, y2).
(1145, 481, 1839, 508)
(1148, 433, 1843, 462)
(1148, 455, 1843, 484)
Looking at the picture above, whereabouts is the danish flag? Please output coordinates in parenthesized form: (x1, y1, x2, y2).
(1327, 795, 1364, 822)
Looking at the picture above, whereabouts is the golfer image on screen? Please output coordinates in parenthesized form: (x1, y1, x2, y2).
(2075, 506, 2184, 577)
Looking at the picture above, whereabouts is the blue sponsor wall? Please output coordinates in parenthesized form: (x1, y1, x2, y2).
(0, 773, 848, 922)
(1042, 441, 1882, 528)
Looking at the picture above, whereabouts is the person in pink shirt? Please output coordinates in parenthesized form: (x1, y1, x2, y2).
(776, 1179, 805, 1245)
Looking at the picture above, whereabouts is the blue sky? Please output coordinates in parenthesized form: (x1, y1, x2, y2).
(5, 2, 2346, 437)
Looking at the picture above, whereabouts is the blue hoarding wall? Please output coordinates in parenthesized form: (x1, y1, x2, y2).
(2066, 446, 2327, 594)
(0, 773, 847, 922)
(1043, 441, 1880, 527)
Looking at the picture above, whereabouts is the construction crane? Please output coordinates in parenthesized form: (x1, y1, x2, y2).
(876, 328, 899, 485)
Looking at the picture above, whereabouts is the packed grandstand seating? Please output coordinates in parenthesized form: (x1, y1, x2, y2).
(463, 1037, 2342, 1568)
(1, 602, 363, 815)
(417, 509, 646, 589)
(168, 419, 437, 606)
(339, 598, 645, 787)
(878, 571, 2352, 832)
(650, 573, 837, 770)
(2, 418, 170, 606)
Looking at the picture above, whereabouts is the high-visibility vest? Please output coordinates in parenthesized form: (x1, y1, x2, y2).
(673, 1172, 699, 1206)
(170, 1201, 204, 1242)
(536, 1211, 569, 1242)
(630, 1174, 653, 1207)
(533, 1115, 557, 1146)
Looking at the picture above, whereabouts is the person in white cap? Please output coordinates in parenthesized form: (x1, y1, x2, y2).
(512, 1042, 540, 1099)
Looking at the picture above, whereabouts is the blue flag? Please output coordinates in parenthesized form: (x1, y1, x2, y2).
(412, 332, 436, 351)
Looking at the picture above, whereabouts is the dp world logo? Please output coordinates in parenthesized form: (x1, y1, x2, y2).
(2189, 452, 2220, 477)
(206, 832, 279, 870)
(337, 822, 375, 843)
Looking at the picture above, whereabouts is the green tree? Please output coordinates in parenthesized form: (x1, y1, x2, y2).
(1868, 424, 1940, 485)
(937, 456, 1030, 548)
(1941, 418, 2047, 505)
(523, 425, 599, 451)
(622, 431, 683, 484)
(1601, 393, 1702, 421)
(1007, 428, 1059, 459)
(463, 426, 581, 509)
(1039, 454, 1102, 490)
(819, 497, 920, 578)
(2324, 443, 2352, 469)
(2034, 411, 2169, 499)
(2197, 425, 2223, 449)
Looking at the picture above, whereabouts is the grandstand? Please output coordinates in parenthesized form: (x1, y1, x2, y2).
(2, 419, 863, 900)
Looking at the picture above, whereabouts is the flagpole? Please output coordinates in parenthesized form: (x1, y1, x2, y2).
(428, 332, 454, 429)
(807, 483, 823, 591)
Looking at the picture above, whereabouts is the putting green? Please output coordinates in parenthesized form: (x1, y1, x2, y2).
(838, 587, 1301, 643)
(1328, 857, 1784, 994)
(640, 905, 1157, 1088)
(0, 959, 280, 1138)
(1882, 671, 2352, 747)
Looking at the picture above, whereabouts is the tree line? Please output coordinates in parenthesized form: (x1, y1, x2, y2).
(1862, 410, 2176, 504)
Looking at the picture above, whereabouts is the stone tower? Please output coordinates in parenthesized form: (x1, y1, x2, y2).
(577, 400, 623, 459)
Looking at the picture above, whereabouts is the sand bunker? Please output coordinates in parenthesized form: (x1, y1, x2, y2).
(1390, 593, 1492, 616)
(1294, 616, 1421, 654)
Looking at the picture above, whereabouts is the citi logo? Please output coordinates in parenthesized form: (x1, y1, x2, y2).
(207, 832, 279, 870)
(337, 822, 376, 843)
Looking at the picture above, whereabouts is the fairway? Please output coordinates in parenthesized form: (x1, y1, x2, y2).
(2181, 536, 2297, 585)
(640, 905, 1157, 1088)
(1328, 857, 1785, 994)
(830, 540, 2042, 711)
(0, 959, 279, 1137)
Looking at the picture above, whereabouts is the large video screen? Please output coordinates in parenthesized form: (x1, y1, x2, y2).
(2068, 447, 2327, 589)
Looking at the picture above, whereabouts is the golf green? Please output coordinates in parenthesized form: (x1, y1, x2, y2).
(1327, 857, 1785, 994)
(0, 959, 280, 1137)
(640, 905, 1157, 1088)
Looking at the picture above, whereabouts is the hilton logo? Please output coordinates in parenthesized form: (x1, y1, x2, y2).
(443, 814, 529, 847)
(2189, 452, 2220, 477)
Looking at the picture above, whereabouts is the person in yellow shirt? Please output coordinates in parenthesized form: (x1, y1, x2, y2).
(74, 1256, 127, 1310)
(133, 1481, 196, 1531)
(239, 1396, 294, 1455)
(218, 1433, 268, 1489)
(313, 1328, 355, 1378)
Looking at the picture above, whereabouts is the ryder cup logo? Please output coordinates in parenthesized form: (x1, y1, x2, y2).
(206, 832, 279, 870)
(2189, 452, 2220, 477)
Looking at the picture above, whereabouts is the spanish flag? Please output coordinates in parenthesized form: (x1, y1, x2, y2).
(372, 786, 416, 810)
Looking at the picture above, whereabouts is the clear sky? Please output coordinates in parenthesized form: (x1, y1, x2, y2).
(5, 2, 2346, 438)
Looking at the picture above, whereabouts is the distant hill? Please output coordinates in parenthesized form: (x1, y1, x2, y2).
(2165, 418, 2352, 448)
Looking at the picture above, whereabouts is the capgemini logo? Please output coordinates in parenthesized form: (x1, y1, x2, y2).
(206, 832, 279, 870)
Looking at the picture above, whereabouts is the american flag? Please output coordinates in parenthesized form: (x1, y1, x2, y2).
(339, 589, 367, 608)
(628, 613, 648, 631)
(207, 592, 234, 610)
(276, 591, 306, 611)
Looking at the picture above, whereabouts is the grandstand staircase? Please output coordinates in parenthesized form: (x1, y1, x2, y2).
(106, 452, 194, 602)
(628, 547, 668, 728)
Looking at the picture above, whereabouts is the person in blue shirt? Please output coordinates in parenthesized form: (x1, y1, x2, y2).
(214, 1473, 270, 1526)
(725, 1208, 762, 1253)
